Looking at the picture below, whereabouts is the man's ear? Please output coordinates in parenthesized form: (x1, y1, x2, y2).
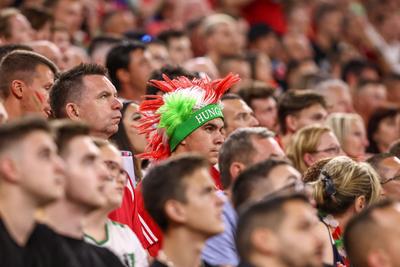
(251, 228, 279, 255)
(285, 114, 298, 133)
(164, 199, 187, 224)
(0, 157, 19, 184)
(10, 80, 25, 99)
(65, 103, 80, 120)
(229, 161, 246, 183)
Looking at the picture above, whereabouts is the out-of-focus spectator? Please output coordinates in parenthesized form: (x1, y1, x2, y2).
(101, 10, 137, 37)
(106, 41, 153, 103)
(367, 108, 400, 154)
(278, 90, 327, 148)
(326, 113, 369, 161)
(146, 39, 170, 70)
(286, 125, 343, 174)
(0, 50, 58, 120)
(247, 23, 279, 60)
(221, 94, 259, 136)
(283, 33, 314, 63)
(341, 59, 381, 90)
(238, 84, 278, 132)
(353, 80, 387, 124)
(384, 73, 400, 105)
(245, 52, 275, 87)
(0, 8, 34, 44)
(158, 29, 193, 66)
(28, 40, 66, 70)
(367, 153, 400, 200)
(21, 6, 53, 41)
(315, 79, 354, 113)
(88, 35, 122, 66)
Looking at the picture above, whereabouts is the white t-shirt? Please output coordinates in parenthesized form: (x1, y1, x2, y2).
(85, 219, 148, 267)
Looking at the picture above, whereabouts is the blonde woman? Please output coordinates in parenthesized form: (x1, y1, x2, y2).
(286, 125, 343, 174)
(304, 156, 381, 267)
(326, 113, 369, 161)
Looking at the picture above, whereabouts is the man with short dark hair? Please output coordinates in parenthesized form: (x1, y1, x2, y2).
(221, 94, 259, 136)
(0, 50, 58, 120)
(106, 41, 153, 102)
(202, 127, 285, 267)
(278, 90, 327, 148)
(236, 194, 324, 267)
(0, 117, 74, 267)
(44, 120, 125, 267)
(344, 199, 400, 267)
(142, 154, 224, 267)
(50, 63, 122, 139)
(158, 30, 193, 66)
(238, 85, 278, 131)
(315, 79, 354, 114)
(367, 153, 400, 200)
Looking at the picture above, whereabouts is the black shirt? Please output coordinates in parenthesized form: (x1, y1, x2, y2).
(0, 219, 76, 267)
(61, 235, 125, 267)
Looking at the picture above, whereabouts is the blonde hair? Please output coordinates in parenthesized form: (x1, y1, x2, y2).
(304, 156, 381, 215)
(286, 125, 332, 173)
(326, 112, 364, 148)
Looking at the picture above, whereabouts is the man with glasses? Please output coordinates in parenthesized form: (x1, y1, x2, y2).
(84, 139, 148, 267)
(367, 153, 400, 200)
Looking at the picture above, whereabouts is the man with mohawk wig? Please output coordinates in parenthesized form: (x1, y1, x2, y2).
(113, 73, 239, 257)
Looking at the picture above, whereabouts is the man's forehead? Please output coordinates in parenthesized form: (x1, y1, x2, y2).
(82, 75, 116, 92)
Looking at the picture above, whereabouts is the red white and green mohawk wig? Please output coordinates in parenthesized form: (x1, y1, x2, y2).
(138, 73, 240, 161)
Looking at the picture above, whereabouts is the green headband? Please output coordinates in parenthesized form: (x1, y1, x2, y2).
(169, 104, 223, 151)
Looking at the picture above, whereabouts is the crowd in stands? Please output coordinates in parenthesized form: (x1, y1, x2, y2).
(0, 0, 400, 267)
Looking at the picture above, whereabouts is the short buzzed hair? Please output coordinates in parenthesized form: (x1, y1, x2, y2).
(219, 127, 275, 189)
(142, 154, 209, 231)
(50, 63, 107, 118)
(51, 119, 90, 156)
(344, 199, 395, 267)
(278, 90, 326, 134)
(0, 116, 51, 154)
(0, 50, 58, 98)
(236, 194, 309, 261)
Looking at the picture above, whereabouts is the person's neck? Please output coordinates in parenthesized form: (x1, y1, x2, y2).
(120, 85, 144, 103)
(281, 133, 293, 150)
(206, 52, 221, 67)
(3, 97, 22, 120)
(0, 186, 38, 245)
(44, 200, 88, 239)
(249, 253, 288, 267)
(161, 227, 207, 267)
(315, 32, 334, 51)
(84, 207, 112, 242)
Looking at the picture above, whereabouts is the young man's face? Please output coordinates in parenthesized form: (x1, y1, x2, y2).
(180, 118, 225, 165)
(62, 136, 108, 211)
(168, 36, 193, 65)
(100, 144, 127, 209)
(22, 64, 55, 118)
(222, 99, 259, 136)
(275, 200, 324, 267)
(180, 167, 224, 236)
(126, 49, 153, 94)
(288, 104, 327, 133)
(76, 75, 122, 138)
(16, 131, 65, 206)
(251, 97, 278, 131)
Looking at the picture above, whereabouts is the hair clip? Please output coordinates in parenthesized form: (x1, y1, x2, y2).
(321, 170, 337, 198)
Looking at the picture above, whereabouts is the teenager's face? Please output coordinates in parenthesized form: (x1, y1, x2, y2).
(222, 99, 259, 136)
(100, 144, 127, 209)
(181, 167, 224, 236)
(17, 131, 65, 206)
(289, 104, 327, 133)
(63, 136, 108, 211)
(180, 118, 225, 165)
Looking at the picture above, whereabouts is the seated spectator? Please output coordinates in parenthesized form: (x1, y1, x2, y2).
(0, 8, 33, 44)
(88, 36, 122, 66)
(238, 84, 278, 132)
(221, 94, 259, 136)
(315, 79, 354, 114)
(0, 50, 58, 120)
(157, 29, 193, 66)
(344, 199, 400, 267)
(367, 153, 400, 200)
(286, 125, 343, 174)
(353, 80, 387, 123)
(245, 52, 275, 87)
(304, 156, 381, 266)
(84, 139, 148, 267)
(146, 39, 170, 70)
(236, 194, 324, 267)
(278, 90, 327, 148)
(341, 59, 381, 91)
(142, 154, 224, 267)
(111, 101, 148, 180)
(50, 63, 122, 139)
(326, 113, 369, 161)
(101, 10, 137, 37)
(21, 6, 53, 41)
(367, 108, 400, 154)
